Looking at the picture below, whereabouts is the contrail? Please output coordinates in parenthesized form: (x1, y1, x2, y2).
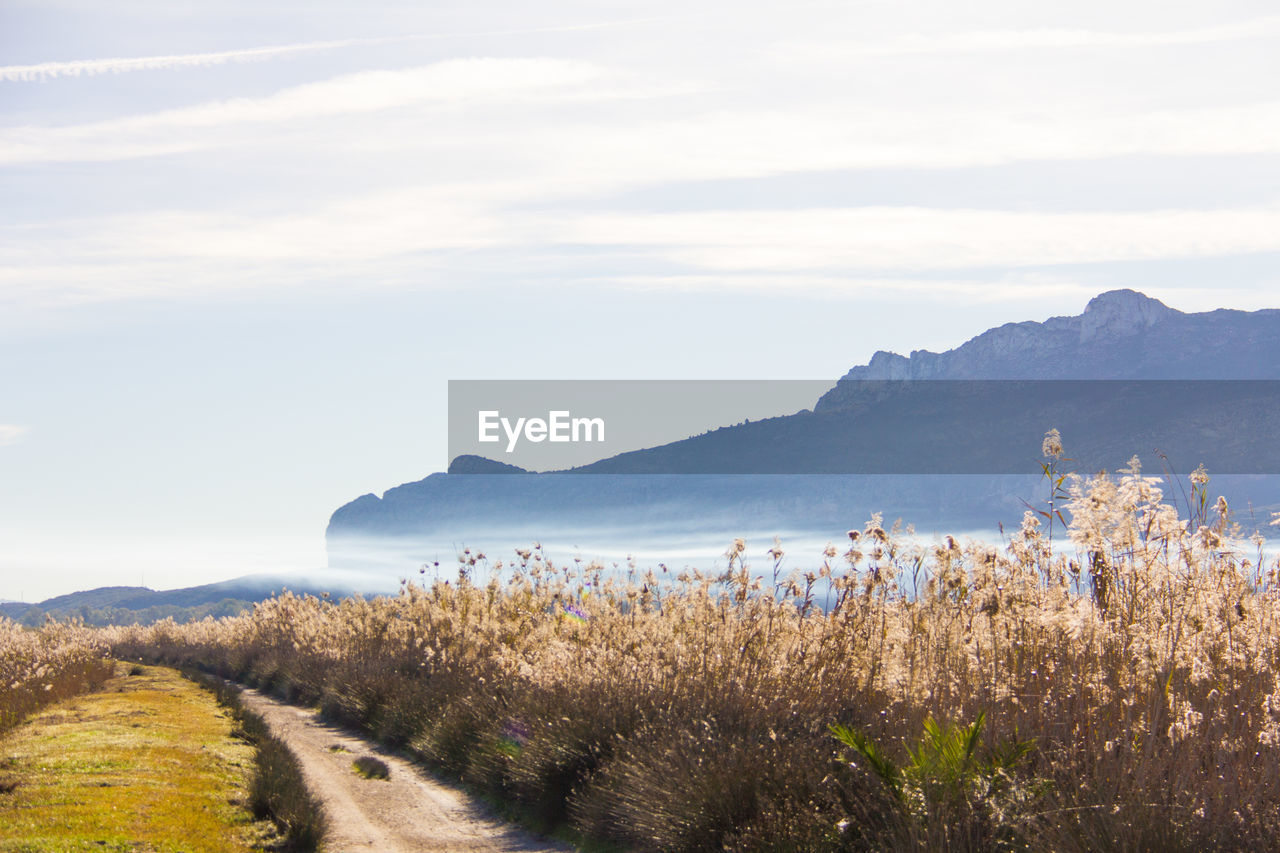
(0, 39, 380, 83)
(0, 19, 666, 84)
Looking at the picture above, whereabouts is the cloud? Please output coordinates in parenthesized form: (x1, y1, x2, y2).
(588, 273, 1280, 313)
(777, 15, 1280, 60)
(539, 100, 1280, 190)
(0, 57, 627, 165)
(551, 206, 1280, 271)
(0, 425, 29, 446)
(3, 80, 1277, 172)
(3, 8, 1277, 313)
(5, 199, 1279, 311)
(0, 184, 510, 306)
(597, 273, 1107, 301)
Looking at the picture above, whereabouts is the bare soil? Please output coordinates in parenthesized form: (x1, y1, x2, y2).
(239, 688, 572, 853)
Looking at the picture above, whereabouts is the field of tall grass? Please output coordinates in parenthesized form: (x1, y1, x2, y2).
(106, 439, 1280, 851)
(0, 619, 113, 734)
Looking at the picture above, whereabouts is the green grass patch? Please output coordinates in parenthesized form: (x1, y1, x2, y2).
(0, 663, 275, 852)
(351, 755, 390, 780)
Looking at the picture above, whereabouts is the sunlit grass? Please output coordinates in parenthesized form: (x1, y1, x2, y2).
(0, 663, 274, 852)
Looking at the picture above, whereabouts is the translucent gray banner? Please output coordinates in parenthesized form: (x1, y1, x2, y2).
(447, 379, 1280, 475)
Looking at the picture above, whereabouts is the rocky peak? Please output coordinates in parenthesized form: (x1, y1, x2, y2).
(821, 289, 1278, 395)
(1079, 289, 1178, 340)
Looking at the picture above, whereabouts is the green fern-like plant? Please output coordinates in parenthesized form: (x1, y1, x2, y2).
(830, 712, 1038, 848)
(829, 721, 904, 802)
(909, 712, 986, 794)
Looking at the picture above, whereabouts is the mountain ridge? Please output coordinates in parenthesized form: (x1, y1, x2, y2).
(0, 574, 363, 627)
(326, 290, 1280, 564)
(832, 289, 1280, 384)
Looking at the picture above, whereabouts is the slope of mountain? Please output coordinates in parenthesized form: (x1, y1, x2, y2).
(327, 291, 1280, 565)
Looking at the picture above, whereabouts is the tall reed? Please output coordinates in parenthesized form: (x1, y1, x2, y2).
(0, 619, 113, 734)
(105, 440, 1280, 850)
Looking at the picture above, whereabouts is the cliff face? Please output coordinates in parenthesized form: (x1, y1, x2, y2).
(824, 290, 1280, 389)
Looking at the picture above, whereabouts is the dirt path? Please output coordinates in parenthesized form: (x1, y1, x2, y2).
(238, 688, 571, 853)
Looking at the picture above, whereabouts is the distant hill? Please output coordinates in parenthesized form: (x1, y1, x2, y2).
(0, 575, 361, 627)
(327, 290, 1280, 567)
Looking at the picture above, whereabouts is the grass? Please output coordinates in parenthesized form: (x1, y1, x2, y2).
(351, 754, 390, 779)
(0, 662, 274, 852)
(181, 668, 328, 852)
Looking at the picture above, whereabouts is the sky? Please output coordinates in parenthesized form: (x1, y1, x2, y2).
(2, 0, 1278, 600)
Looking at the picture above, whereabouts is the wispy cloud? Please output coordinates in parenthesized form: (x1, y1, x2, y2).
(598, 273, 1105, 301)
(593, 274, 1280, 313)
(0, 57, 627, 165)
(779, 15, 1280, 60)
(0, 185, 509, 305)
(3, 79, 1277, 172)
(5, 200, 1279, 310)
(554, 206, 1280, 271)
(0, 18, 666, 83)
(0, 425, 29, 446)
(3, 5, 1276, 314)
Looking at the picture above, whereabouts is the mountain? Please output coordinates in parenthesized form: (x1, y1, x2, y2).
(327, 291, 1280, 566)
(0, 574, 362, 627)
(828, 289, 1280, 383)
